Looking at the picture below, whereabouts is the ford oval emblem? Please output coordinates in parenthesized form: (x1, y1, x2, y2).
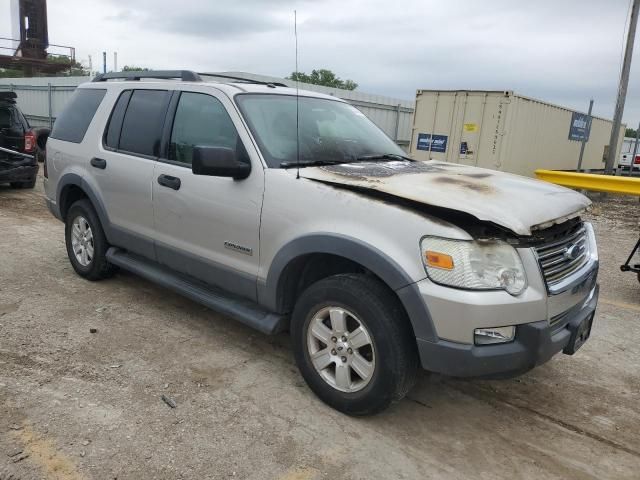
(564, 243, 585, 261)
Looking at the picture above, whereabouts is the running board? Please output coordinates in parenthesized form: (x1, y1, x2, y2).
(106, 247, 287, 335)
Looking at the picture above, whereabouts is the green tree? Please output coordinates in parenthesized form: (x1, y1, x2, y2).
(625, 127, 638, 138)
(0, 68, 24, 78)
(0, 56, 89, 78)
(46, 55, 90, 76)
(287, 69, 358, 90)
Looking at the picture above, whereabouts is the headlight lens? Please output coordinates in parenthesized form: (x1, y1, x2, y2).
(421, 237, 527, 295)
(585, 222, 598, 262)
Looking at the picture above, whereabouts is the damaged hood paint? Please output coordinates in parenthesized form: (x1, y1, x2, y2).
(300, 160, 590, 236)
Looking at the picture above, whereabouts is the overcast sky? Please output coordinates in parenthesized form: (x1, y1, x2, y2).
(2, 0, 640, 125)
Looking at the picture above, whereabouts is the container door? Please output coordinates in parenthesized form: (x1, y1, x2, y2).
(452, 93, 480, 167)
(474, 95, 510, 171)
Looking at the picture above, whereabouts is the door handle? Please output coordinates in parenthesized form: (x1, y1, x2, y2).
(157, 174, 181, 190)
(90, 157, 107, 169)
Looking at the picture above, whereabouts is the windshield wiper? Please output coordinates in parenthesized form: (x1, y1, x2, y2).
(280, 159, 350, 168)
(280, 153, 413, 168)
(355, 153, 413, 162)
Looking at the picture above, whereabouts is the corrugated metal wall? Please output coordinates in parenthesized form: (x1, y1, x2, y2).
(410, 90, 625, 177)
(0, 73, 415, 145)
(503, 94, 623, 176)
(0, 76, 87, 127)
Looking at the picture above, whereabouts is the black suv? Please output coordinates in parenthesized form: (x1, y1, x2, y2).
(0, 91, 40, 189)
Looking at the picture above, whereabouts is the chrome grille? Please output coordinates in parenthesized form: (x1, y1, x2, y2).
(535, 224, 588, 286)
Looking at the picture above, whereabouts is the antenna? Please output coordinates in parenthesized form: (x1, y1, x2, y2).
(294, 10, 300, 180)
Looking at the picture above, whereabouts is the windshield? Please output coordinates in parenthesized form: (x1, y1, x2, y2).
(235, 94, 406, 168)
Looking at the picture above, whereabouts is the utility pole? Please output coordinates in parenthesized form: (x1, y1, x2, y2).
(102, 51, 107, 74)
(577, 99, 594, 172)
(605, 0, 640, 174)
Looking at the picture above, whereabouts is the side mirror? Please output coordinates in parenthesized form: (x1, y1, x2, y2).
(192, 146, 251, 180)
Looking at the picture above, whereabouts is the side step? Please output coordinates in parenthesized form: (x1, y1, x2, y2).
(106, 247, 287, 335)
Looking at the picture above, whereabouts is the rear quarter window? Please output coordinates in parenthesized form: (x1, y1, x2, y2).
(50, 89, 106, 143)
(104, 90, 132, 150)
(0, 105, 13, 129)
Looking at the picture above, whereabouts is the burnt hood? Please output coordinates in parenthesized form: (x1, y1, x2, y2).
(299, 160, 590, 236)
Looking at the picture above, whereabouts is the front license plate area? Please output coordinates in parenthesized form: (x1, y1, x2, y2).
(563, 313, 594, 355)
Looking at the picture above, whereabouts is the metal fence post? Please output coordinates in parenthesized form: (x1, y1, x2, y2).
(394, 104, 401, 142)
(576, 99, 593, 172)
(48, 83, 53, 129)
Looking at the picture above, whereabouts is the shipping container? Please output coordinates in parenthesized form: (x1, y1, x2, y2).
(409, 90, 625, 177)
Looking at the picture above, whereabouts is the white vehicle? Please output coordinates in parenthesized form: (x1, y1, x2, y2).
(619, 137, 640, 171)
(43, 71, 599, 415)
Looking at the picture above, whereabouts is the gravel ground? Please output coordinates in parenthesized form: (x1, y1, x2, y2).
(0, 175, 639, 480)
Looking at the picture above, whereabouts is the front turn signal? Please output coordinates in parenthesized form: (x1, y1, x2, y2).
(424, 251, 454, 270)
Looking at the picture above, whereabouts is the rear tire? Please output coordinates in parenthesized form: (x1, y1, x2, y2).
(9, 179, 36, 189)
(291, 273, 418, 416)
(65, 199, 117, 280)
(36, 145, 46, 163)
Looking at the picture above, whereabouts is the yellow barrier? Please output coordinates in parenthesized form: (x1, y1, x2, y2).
(534, 170, 640, 196)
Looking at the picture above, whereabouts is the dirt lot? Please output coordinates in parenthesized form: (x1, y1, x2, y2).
(1, 176, 639, 480)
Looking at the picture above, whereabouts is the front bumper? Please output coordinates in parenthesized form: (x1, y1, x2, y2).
(417, 283, 599, 377)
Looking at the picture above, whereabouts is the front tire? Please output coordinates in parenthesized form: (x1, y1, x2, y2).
(291, 274, 418, 415)
(65, 199, 116, 280)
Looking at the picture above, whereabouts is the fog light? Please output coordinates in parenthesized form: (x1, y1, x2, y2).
(474, 326, 516, 345)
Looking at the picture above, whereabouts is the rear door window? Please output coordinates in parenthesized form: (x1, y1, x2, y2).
(50, 88, 106, 143)
(118, 90, 171, 157)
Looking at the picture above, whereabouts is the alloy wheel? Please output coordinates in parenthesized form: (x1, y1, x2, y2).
(306, 306, 376, 393)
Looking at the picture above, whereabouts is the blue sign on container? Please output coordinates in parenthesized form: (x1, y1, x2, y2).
(568, 112, 592, 142)
(417, 133, 448, 153)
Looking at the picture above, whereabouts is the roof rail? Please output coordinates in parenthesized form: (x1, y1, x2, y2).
(92, 70, 202, 82)
(198, 73, 288, 87)
(0, 91, 18, 101)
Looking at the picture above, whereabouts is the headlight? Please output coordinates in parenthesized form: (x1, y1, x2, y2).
(421, 237, 527, 296)
(585, 222, 598, 262)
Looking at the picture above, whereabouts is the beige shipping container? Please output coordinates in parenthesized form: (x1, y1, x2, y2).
(409, 90, 625, 177)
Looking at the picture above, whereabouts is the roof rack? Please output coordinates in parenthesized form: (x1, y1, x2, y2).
(198, 73, 288, 87)
(92, 70, 202, 82)
(0, 91, 18, 101)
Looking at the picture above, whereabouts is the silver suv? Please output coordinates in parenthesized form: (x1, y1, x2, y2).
(44, 71, 599, 415)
